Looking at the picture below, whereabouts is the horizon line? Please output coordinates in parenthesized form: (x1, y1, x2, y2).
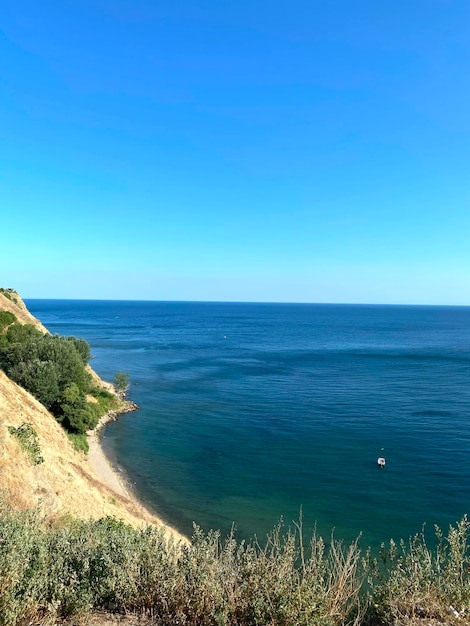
(22, 297, 470, 308)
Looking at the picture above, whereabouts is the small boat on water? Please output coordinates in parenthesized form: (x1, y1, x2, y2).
(377, 457, 386, 468)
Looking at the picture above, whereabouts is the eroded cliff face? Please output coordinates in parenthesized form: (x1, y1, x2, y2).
(0, 290, 49, 332)
(0, 291, 169, 531)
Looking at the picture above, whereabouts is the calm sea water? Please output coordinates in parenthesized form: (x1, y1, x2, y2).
(26, 300, 470, 549)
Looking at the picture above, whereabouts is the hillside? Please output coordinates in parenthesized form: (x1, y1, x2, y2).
(0, 289, 48, 332)
(0, 290, 183, 539)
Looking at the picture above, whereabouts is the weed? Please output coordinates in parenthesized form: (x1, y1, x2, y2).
(2, 494, 470, 626)
(367, 516, 470, 624)
(67, 432, 89, 454)
(7, 422, 44, 465)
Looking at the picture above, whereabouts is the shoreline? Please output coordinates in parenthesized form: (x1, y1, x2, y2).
(86, 402, 189, 544)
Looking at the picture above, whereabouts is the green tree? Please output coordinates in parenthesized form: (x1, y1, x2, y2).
(114, 371, 130, 393)
(11, 359, 60, 410)
(66, 337, 91, 364)
(0, 325, 93, 432)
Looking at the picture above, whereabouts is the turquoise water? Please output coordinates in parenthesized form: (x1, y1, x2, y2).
(26, 300, 470, 549)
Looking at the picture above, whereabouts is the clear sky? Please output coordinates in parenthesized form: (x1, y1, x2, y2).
(1, 0, 469, 304)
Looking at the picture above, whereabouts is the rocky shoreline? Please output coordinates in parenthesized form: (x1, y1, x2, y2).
(93, 397, 140, 434)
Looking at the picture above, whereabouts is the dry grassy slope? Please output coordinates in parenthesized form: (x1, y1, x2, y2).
(0, 291, 179, 536)
(0, 291, 49, 332)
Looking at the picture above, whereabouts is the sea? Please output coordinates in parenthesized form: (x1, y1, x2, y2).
(26, 300, 470, 550)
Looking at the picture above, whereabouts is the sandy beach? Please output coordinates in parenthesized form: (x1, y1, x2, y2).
(87, 428, 133, 499)
(86, 411, 189, 544)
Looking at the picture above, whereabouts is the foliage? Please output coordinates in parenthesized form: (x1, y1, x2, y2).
(65, 336, 91, 364)
(0, 321, 111, 434)
(67, 432, 89, 454)
(114, 371, 130, 393)
(0, 312, 16, 349)
(7, 423, 44, 465)
(366, 516, 470, 624)
(2, 493, 470, 626)
(0, 310, 16, 331)
(0, 501, 367, 626)
(88, 386, 119, 416)
(0, 503, 49, 626)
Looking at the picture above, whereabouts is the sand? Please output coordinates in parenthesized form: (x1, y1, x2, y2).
(86, 413, 189, 544)
(87, 430, 130, 498)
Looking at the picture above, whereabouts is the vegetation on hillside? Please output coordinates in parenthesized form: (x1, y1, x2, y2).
(0, 312, 119, 440)
(0, 287, 19, 305)
(7, 423, 44, 465)
(0, 497, 469, 626)
(114, 370, 130, 394)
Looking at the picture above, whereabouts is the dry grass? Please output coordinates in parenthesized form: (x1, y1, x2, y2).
(0, 369, 182, 534)
(0, 291, 48, 332)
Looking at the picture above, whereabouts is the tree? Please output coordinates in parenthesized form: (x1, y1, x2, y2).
(59, 383, 98, 433)
(0, 324, 93, 431)
(65, 337, 91, 364)
(114, 371, 130, 394)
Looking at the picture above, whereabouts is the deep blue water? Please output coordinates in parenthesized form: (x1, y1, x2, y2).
(26, 300, 470, 549)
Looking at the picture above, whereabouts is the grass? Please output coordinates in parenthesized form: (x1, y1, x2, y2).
(7, 423, 44, 465)
(0, 288, 19, 305)
(87, 386, 120, 421)
(67, 431, 89, 453)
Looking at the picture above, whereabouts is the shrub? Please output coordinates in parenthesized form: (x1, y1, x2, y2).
(0, 502, 48, 625)
(65, 336, 91, 364)
(67, 432, 89, 454)
(4, 492, 470, 626)
(7, 423, 44, 465)
(0, 310, 16, 331)
(88, 387, 119, 419)
(367, 516, 470, 624)
(114, 371, 130, 393)
(0, 499, 366, 626)
(0, 326, 98, 434)
(169, 520, 366, 626)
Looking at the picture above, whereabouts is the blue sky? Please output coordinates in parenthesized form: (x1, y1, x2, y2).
(1, 0, 469, 304)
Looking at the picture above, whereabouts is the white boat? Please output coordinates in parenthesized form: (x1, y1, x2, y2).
(377, 457, 386, 467)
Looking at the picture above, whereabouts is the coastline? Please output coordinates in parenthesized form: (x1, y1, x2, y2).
(86, 404, 189, 544)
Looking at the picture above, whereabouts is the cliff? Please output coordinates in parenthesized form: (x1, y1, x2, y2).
(0, 290, 179, 535)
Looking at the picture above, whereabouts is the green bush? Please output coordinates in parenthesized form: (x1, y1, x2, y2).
(88, 387, 119, 417)
(67, 432, 89, 454)
(114, 371, 130, 393)
(0, 310, 16, 331)
(0, 325, 99, 434)
(7, 423, 44, 465)
(4, 321, 40, 344)
(0, 500, 366, 626)
(0, 502, 49, 625)
(65, 336, 91, 364)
